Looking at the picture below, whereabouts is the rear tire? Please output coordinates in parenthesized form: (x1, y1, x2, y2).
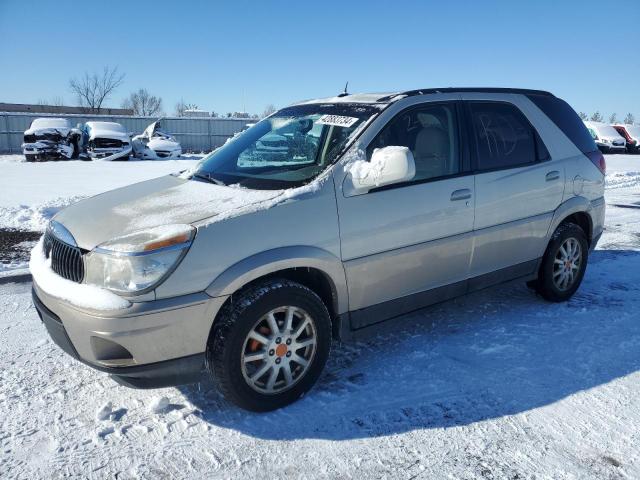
(206, 279, 331, 412)
(25, 154, 36, 162)
(533, 223, 588, 302)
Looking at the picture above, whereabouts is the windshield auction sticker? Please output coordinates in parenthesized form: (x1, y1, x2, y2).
(316, 115, 359, 128)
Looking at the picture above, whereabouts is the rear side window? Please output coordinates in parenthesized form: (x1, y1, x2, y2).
(527, 95, 598, 154)
(469, 102, 537, 170)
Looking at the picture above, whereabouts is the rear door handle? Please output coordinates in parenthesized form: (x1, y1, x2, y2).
(546, 170, 560, 182)
(450, 189, 472, 201)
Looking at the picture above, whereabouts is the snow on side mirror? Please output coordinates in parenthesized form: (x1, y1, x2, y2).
(345, 146, 416, 195)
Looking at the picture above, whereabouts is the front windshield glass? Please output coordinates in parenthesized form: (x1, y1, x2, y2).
(596, 124, 622, 138)
(191, 104, 380, 189)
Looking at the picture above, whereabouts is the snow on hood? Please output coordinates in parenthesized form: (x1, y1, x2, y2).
(148, 137, 180, 151)
(52, 174, 323, 250)
(86, 122, 130, 142)
(29, 237, 131, 311)
(24, 118, 72, 136)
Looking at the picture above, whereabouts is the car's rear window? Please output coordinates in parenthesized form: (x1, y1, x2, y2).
(527, 95, 597, 154)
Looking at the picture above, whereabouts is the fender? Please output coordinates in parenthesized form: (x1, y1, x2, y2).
(205, 246, 349, 315)
(546, 195, 594, 243)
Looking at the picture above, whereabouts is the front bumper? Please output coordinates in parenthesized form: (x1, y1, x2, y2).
(87, 145, 132, 161)
(32, 282, 228, 388)
(22, 142, 73, 159)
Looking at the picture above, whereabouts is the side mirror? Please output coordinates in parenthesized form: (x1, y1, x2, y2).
(345, 146, 415, 195)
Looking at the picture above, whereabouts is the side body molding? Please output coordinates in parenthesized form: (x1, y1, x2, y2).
(205, 246, 349, 315)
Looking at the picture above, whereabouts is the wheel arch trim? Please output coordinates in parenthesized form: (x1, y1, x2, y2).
(546, 196, 594, 243)
(205, 246, 348, 315)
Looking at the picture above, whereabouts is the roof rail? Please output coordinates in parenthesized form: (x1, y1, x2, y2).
(378, 87, 554, 102)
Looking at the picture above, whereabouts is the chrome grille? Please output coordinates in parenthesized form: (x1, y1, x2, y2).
(43, 230, 84, 283)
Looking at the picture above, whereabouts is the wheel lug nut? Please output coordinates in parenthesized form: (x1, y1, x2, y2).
(269, 349, 275, 356)
(275, 338, 281, 344)
(286, 351, 291, 357)
(275, 358, 281, 364)
(286, 339, 291, 345)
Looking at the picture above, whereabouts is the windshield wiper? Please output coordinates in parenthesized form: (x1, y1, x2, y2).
(192, 172, 226, 186)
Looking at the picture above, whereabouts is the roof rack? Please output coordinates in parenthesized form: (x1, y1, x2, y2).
(377, 87, 554, 103)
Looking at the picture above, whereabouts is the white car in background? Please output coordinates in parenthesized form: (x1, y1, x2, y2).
(583, 120, 626, 153)
(22, 117, 81, 161)
(132, 120, 182, 159)
(83, 121, 132, 161)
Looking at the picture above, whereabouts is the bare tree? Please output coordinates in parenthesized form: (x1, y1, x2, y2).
(262, 104, 276, 118)
(578, 112, 588, 120)
(590, 111, 603, 122)
(609, 113, 618, 124)
(122, 88, 163, 116)
(69, 66, 125, 113)
(624, 113, 635, 125)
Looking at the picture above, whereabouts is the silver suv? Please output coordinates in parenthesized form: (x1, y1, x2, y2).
(31, 88, 606, 411)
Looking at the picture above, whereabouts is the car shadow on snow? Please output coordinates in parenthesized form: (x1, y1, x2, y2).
(178, 249, 640, 441)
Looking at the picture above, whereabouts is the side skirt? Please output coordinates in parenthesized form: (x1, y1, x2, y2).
(340, 259, 539, 341)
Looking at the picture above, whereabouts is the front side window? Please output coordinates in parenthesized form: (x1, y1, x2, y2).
(192, 104, 379, 189)
(367, 103, 460, 183)
(470, 102, 537, 170)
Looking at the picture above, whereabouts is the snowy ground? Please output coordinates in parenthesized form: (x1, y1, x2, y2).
(1, 155, 639, 479)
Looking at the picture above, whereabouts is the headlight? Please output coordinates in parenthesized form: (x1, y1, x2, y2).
(84, 224, 195, 294)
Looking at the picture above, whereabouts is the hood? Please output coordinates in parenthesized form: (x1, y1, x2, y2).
(142, 121, 160, 139)
(24, 126, 71, 137)
(148, 137, 180, 151)
(25, 118, 72, 136)
(53, 175, 283, 250)
(87, 126, 130, 143)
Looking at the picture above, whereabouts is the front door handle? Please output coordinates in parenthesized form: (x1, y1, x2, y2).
(450, 189, 472, 201)
(546, 170, 560, 182)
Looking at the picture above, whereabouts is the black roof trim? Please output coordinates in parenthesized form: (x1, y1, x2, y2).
(378, 88, 554, 103)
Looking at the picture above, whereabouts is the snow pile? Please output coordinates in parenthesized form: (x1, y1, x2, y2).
(148, 396, 170, 414)
(29, 238, 130, 310)
(96, 402, 114, 421)
(0, 196, 85, 232)
(606, 171, 640, 190)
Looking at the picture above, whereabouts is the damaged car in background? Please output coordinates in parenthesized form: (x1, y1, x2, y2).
(82, 121, 132, 161)
(22, 118, 81, 162)
(131, 120, 182, 159)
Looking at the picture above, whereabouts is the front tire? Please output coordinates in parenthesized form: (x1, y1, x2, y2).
(207, 279, 331, 412)
(533, 223, 588, 302)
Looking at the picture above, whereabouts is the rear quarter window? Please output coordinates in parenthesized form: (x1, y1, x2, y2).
(527, 95, 598, 154)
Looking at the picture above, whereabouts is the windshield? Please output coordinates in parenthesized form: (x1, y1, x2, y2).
(596, 124, 622, 138)
(191, 104, 380, 189)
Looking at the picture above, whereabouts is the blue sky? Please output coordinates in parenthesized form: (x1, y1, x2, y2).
(1, 0, 638, 118)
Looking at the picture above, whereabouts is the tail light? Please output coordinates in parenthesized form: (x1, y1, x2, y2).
(586, 150, 606, 174)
